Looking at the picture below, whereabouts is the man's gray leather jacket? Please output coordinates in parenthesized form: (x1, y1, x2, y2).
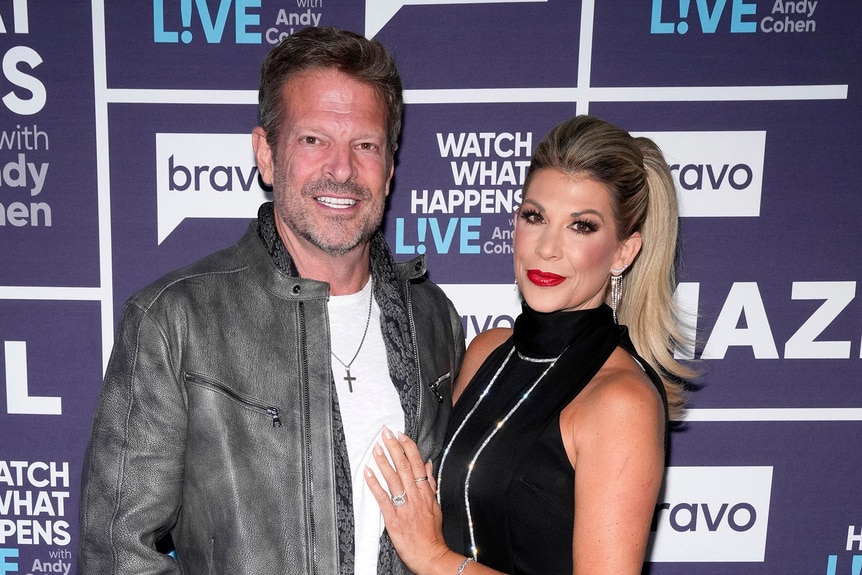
(78, 220, 465, 574)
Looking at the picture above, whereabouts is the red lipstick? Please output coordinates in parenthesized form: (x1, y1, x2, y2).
(526, 270, 565, 287)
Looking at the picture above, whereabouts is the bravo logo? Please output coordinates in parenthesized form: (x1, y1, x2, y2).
(440, 283, 521, 345)
(634, 131, 766, 218)
(155, 133, 269, 244)
(647, 466, 773, 562)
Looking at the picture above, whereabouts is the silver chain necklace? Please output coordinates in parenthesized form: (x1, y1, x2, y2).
(330, 285, 373, 393)
(436, 345, 565, 561)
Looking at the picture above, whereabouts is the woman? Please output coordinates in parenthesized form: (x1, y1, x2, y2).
(365, 115, 694, 574)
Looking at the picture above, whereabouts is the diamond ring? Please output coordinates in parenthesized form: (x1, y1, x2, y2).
(391, 491, 407, 507)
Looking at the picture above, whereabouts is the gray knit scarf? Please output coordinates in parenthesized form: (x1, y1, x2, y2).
(256, 203, 418, 574)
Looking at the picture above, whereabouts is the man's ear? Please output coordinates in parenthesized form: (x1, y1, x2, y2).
(385, 162, 394, 197)
(252, 127, 274, 186)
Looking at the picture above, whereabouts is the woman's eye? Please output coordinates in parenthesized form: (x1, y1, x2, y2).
(571, 220, 598, 234)
(519, 210, 543, 224)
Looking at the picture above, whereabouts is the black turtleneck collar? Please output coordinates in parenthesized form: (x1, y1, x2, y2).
(513, 303, 615, 359)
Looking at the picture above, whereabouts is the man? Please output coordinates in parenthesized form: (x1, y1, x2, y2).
(79, 27, 464, 574)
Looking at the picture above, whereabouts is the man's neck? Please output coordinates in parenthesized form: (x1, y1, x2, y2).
(275, 220, 372, 296)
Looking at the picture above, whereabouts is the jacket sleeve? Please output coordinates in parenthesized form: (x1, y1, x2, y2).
(78, 299, 186, 574)
(447, 298, 466, 384)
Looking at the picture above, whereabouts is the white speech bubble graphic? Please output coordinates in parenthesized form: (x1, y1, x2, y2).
(365, 0, 548, 38)
(648, 466, 773, 562)
(155, 133, 270, 244)
(440, 283, 521, 345)
(635, 131, 767, 217)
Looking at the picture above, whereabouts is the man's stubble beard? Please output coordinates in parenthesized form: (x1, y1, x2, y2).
(274, 177, 385, 257)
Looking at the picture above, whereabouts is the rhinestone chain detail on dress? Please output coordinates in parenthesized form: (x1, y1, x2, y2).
(437, 345, 565, 561)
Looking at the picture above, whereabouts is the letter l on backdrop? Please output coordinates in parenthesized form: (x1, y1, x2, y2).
(4, 341, 62, 415)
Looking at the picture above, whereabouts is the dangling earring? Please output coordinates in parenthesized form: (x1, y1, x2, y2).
(609, 265, 628, 323)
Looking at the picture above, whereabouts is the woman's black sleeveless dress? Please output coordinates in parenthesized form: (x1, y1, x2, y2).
(436, 304, 666, 574)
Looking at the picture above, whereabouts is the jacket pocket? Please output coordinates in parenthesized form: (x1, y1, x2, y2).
(184, 371, 282, 428)
(427, 371, 452, 403)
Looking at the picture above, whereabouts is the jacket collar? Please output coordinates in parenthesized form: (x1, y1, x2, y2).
(239, 202, 426, 298)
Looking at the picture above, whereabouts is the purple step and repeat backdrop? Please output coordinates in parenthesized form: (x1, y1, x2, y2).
(1, 1, 861, 573)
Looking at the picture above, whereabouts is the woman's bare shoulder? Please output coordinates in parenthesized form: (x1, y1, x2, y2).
(562, 348, 665, 465)
(583, 349, 663, 423)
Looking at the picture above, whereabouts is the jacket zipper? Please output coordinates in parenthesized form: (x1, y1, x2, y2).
(183, 372, 282, 428)
(297, 301, 318, 575)
(405, 280, 423, 439)
(428, 372, 449, 404)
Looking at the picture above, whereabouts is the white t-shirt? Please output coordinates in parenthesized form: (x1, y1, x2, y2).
(328, 279, 404, 574)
